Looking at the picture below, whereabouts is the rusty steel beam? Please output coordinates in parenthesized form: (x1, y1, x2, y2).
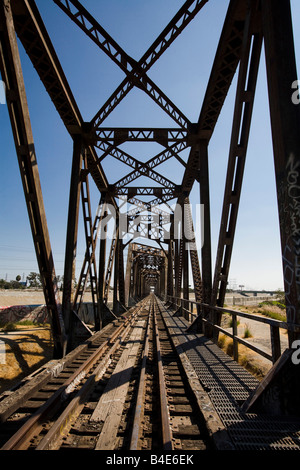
(54, 0, 208, 75)
(95, 144, 176, 190)
(98, 200, 108, 319)
(211, 2, 262, 319)
(181, 0, 247, 194)
(124, 243, 133, 307)
(261, 0, 300, 345)
(0, 0, 66, 358)
(62, 137, 83, 344)
(53, 0, 208, 130)
(78, 156, 101, 330)
(96, 141, 188, 171)
(113, 187, 177, 198)
(10, 0, 116, 208)
(184, 198, 203, 303)
(199, 140, 212, 305)
(11, 0, 82, 132)
(103, 142, 187, 190)
(95, 128, 191, 145)
(53, 0, 194, 130)
(73, 195, 105, 317)
(92, 68, 192, 131)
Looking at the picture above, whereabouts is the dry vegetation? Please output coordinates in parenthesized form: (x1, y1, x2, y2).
(217, 334, 271, 380)
(0, 290, 55, 394)
(0, 323, 53, 394)
(218, 300, 287, 380)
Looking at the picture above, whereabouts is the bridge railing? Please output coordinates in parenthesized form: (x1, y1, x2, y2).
(166, 295, 300, 365)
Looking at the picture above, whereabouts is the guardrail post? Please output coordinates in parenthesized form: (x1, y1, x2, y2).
(270, 325, 281, 364)
(232, 313, 239, 362)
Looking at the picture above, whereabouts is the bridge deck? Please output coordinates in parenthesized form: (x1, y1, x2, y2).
(160, 301, 300, 451)
(1, 296, 300, 451)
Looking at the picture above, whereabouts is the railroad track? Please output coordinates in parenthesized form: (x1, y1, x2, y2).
(129, 296, 211, 451)
(0, 295, 213, 451)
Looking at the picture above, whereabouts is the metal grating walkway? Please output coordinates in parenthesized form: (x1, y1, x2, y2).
(161, 303, 300, 450)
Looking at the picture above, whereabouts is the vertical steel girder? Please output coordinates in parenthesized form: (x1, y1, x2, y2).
(62, 136, 83, 344)
(238, 0, 300, 416)
(184, 197, 203, 303)
(97, 197, 108, 312)
(211, 2, 262, 321)
(262, 0, 300, 345)
(80, 156, 100, 328)
(167, 241, 175, 298)
(103, 236, 117, 305)
(0, 0, 66, 358)
(124, 243, 133, 306)
(182, 201, 190, 309)
(113, 234, 126, 313)
(199, 141, 212, 305)
(75, 159, 102, 330)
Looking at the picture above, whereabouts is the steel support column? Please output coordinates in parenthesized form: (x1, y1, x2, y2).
(79, 157, 101, 330)
(112, 218, 126, 314)
(211, 4, 262, 334)
(124, 242, 133, 306)
(167, 240, 174, 298)
(182, 199, 190, 309)
(262, 0, 300, 345)
(118, 238, 125, 307)
(62, 136, 83, 347)
(199, 140, 212, 304)
(0, 0, 65, 358)
(113, 229, 119, 313)
(185, 197, 203, 303)
(75, 193, 105, 326)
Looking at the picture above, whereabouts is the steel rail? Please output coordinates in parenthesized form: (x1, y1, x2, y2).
(0, 299, 148, 451)
(152, 297, 173, 450)
(129, 305, 152, 450)
(0, 343, 108, 450)
(35, 311, 141, 450)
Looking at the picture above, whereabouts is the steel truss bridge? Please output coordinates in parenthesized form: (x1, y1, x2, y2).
(1, 0, 300, 452)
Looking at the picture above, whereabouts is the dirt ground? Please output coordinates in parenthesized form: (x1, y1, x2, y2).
(218, 303, 288, 379)
(0, 290, 98, 394)
(0, 325, 53, 394)
(0, 290, 53, 394)
(0, 289, 95, 307)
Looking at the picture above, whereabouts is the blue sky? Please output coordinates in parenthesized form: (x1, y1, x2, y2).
(0, 0, 300, 292)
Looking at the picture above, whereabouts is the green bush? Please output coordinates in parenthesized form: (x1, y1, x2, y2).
(258, 300, 285, 310)
(243, 325, 252, 338)
(1, 322, 17, 331)
(17, 320, 35, 326)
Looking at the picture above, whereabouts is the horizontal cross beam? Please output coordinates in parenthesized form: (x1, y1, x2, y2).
(107, 186, 180, 198)
(95, 128, 192, 146)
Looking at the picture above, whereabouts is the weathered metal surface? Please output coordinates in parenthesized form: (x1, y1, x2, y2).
(262, 0, 300, 345)
(0, 0, 66, 358)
